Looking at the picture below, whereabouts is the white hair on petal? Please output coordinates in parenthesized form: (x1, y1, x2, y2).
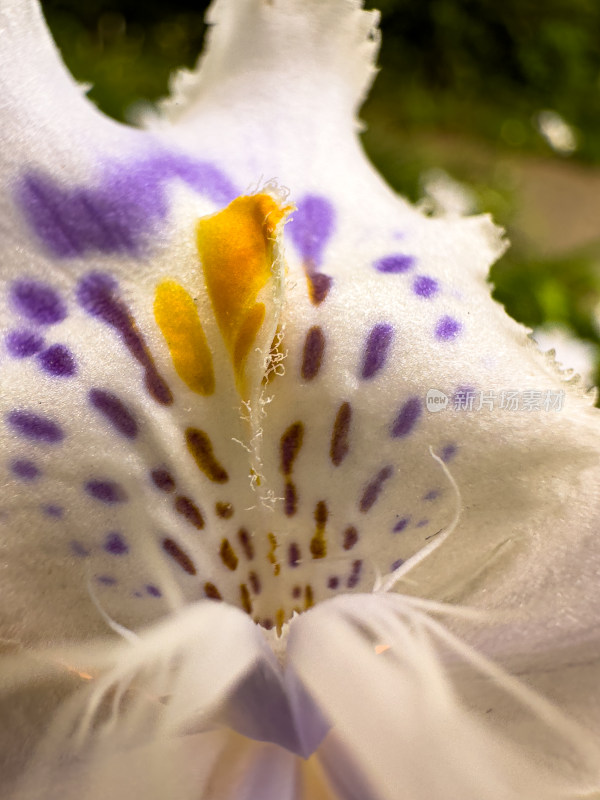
(374, 446, 463, 593)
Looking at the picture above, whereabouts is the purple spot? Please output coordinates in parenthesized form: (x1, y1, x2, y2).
(104, 531, 129, 556)
(38, 344, 76, 377)
(361, 323, 393, 379)
(391, 558, 405, 571)
(413, 275, 439, 298)
(359, 466, 394, 513)
(85, 480, 127, 504)
(146, 584, 162, 598)
(441, 443, 458, 462)
(43, 504, 63, 518)
(5, 329, 44, 358)
(7, 410, 64, 443)
(423, 489, 439, 501)
(10, 280, 66, 325)
(70, 541, 90, 558)
(374, 254, 414, 274)
(10, 459, 40, 481)
(150, 467, 176, 492)
(77, 272, 172, 405)
(288, 195, 335, 265)
(391, 397, 422, 438)
(416, 519, 429, 528)
(435, 316, 462, 341)
(17, 155, 237, 259)
(90, 389, 138, 439)
(96, 575, 117, 586)
(288, 543, 301, 568)
(347, 559, 363, 589)
(393, 517, 409, 533)
(288, 195, 335, 305)
(327, 576, 339, 590)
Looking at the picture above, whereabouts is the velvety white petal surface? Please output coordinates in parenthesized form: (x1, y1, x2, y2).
(1, 0, 600, 796)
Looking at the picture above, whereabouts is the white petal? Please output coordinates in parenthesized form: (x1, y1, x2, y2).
(289, 594, 600, 799)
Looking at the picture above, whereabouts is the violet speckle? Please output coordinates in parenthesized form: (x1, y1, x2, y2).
(5, 329, 44, 358)
(10, 280, 66, 325)
(38, 344, 76, 377)
(104, 531, 129, 555)
(413, 275, 439, 298)
(10, 459, 40, 481)
(361, 323, 393, 380)
(374, 254, 414, 274)
(390, 397, 422, 438)
(435, 316, 462, 341)
(7, 410, 64, 443)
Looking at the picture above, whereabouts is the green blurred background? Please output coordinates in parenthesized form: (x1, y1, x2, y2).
(41, 0, 600, 386)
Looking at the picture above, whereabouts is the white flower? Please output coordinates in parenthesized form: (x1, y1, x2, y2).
(0, 1, 599, 798)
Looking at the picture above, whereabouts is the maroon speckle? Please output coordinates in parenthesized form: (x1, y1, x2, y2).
(85, 480, 127, 504)
(90, 389, 138, 439)
(162, 538, 197, 575)
(330, 402, 352, 466)
(301, 326, 325, 380)
(174, 495, 204, 530)
(289, 542, 301, 567)
(77, 272, 172, 405)
(343, 525, 359, 550)
(359, 466, 394, 513)
(150, 467, 175, 492)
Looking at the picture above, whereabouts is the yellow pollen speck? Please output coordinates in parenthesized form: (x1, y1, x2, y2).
(154, 281, 215, 395)
(196, 193, 291, 397)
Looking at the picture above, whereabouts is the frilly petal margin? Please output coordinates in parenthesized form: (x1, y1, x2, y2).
(0, 602, 303, 800)
(287, 593, 600, 800)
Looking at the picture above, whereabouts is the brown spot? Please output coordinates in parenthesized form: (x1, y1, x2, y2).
(215, 501, 234, 519)
(174, 495, 205, 530)
(219, 538, 238, 571)
(185, 428, 229, 483)
(305, 584, 314, 609)
(151, 467, 175, 493)
(276, 608, 285, 634)
(237, 527, 254, 560)
(306, 270, 333, 306)
(292, 585, 301, 599)
(330, 402, 352, 466)
(343, 525, 359, 551)
(280, 421, 304, 475)
(310, 500, 328, 559)
(248, 571, 261, 594)
(240, 584, 252, 614)
(204, 582, 222, 600)
(284, 481, 297, 516)
(162, 538, 196, 575)
(301, 326, 325, 381)
(267, 533, 281, 576)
